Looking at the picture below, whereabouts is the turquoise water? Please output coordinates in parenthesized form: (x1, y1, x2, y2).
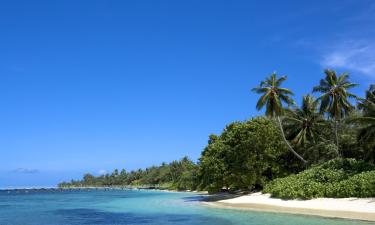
(0, 189, 373, 225)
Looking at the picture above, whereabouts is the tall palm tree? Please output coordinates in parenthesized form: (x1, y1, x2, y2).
(252, 72, 307, 163)
(348, 85, 375, 160)
(283, 95, 326, 147)
(312, 69, 358, 155)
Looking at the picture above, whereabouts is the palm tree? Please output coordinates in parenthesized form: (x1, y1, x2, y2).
(252, 72, 307, 163)
(348, 85, 375, 160)
(312, 69, 358, 155)
(358, 85, 375, 110)
(283, 95, 326, 147)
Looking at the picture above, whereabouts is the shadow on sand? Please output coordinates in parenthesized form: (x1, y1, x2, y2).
(182, 192, 243, 202)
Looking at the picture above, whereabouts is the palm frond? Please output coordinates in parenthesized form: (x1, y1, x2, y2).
(256, 93, 269, 110)
(275, 76, 287, 86)
(278, 87, 294, 95)
(252, 87, 270, 94)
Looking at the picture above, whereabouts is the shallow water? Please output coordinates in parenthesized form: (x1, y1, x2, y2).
(0, 189, 372, 225)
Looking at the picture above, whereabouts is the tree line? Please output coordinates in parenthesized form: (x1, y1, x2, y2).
(59, 70, 375, 195)
(59, 156, 199, 190)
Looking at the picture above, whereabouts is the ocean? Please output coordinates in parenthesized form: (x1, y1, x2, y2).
(0, 189, 371, 225)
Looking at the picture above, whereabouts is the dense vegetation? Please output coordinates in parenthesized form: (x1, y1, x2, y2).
(59, 156, 199, 190)
(263, 159, 375, 199)
(198, 117, 294, 193)
(59, 70, 375, 199)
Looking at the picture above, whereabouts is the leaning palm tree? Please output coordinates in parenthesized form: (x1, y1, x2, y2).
(283, 95, 327, 147)
(252, 72, 307, 163)
(348, 85, 375, 160)
(312, 69, 358, 155)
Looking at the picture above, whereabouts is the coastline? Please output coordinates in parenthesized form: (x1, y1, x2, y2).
(4, 187, 375, 221)
(203, 192, 375, 222)
(0, 186, 209, 195)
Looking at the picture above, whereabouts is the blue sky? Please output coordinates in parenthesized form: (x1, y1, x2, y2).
(0, 0, 374, 188)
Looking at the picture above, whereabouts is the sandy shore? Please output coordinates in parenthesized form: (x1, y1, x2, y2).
(204, 192, 375, 221)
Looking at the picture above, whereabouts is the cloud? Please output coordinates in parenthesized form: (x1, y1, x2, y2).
(321, 41, 375, 79)
(11, 168, 40, 174)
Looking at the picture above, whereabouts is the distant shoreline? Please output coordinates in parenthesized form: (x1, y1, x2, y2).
(0, 186, 156, 191)
(0, 186, 208, 195)
(0, 185, 165, 190)
(203, 192, 375, 222)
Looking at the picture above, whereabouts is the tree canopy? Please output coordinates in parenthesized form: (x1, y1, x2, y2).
(60, 70, 375, 198)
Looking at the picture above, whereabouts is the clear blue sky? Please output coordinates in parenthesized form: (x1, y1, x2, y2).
(1, 0, 374, 188)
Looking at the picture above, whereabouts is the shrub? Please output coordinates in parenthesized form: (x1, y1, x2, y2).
(199, 117, 290, 193)
(263, 158, 375, 199)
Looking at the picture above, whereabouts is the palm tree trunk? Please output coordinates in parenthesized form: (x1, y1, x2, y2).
(364, 149, 372, 162)
(276, 116, 307, 164)
(334, 120, 341, 157)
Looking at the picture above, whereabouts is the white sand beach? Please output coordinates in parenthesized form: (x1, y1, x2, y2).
(205, 192, 375, 221)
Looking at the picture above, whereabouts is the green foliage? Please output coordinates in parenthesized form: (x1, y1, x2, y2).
(58, 157, 199, 190)
(263, 159, 375, 199)
(175, 165, 199, 190)
(332, 171, 375, 198)
(252, 72, 307, 163)
(251, 72, 295, 117)
(199, 117, 290, 193)
(59, 72, 375, 200)
(283, 95, 327, 147)
(301, 140, 337, 164)
(347, 85, 375, 162)
(312, 70, 358, 155)
(313, 70, 358, 120)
